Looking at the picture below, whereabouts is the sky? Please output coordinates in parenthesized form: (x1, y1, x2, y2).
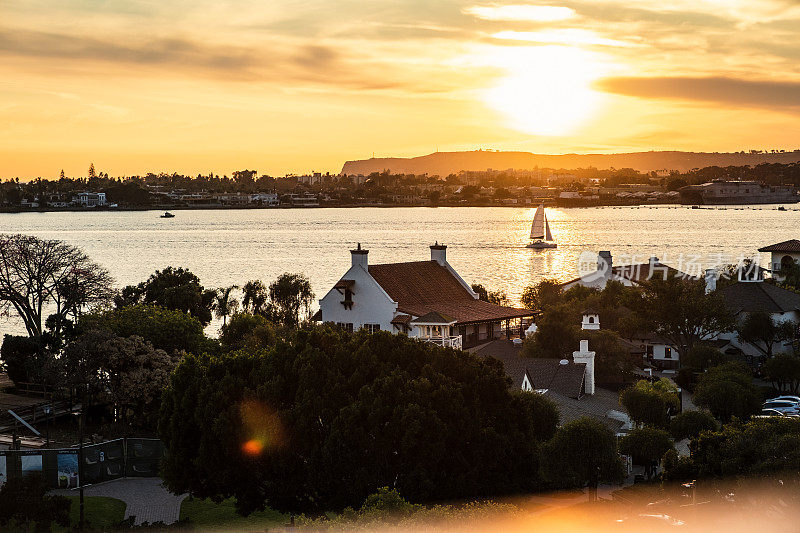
(2, 0, 800, 178)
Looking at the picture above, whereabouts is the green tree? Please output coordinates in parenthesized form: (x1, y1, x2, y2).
(0, 335, 44, 385)
(619, 379, 680, 428)
(520, 279, 563, 311)
(219, 312, 276, 353)
(213, 285, 239, 326)
(242, 280, 269, 315)
(693, 363, 761, 422)
(116, 266, 216, 326)
(83, 304, 209, 354)
(268, 273, 314, 328)
(540, 418, 624, 491)
(88, 162, 97, 178)
(737, 311, 796, 358)
(522, 305, 578, 360)
(63, 329, 176, 428)
(470, 283, 488, 302)
(682, 417, 800, 479)
(627, 276, 734, 359)
(619, 427, 674, 478)
(159, 328, 547, 516)
(761, 354, 800, 393)
(669, 410, 717, 440)
(682, 343, 728, 371)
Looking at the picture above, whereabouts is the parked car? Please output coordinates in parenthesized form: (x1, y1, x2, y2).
(767, 395, 800, 404)
(762, 400, 800, 415)
(756, 408, 790, 418)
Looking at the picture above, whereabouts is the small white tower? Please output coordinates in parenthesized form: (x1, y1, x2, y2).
(573, 339, 596, 395)
(581, 309, 600, 330)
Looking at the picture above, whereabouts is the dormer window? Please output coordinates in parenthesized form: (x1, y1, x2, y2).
(342, 288, 354, 310)
(334, 279, 355, 310)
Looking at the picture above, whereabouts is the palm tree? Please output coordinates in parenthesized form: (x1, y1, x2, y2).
(213, 285, 239, 326)
(241, 280, 268, 315)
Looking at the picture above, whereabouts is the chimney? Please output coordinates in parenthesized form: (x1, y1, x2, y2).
(581, 310, 600, 330)
(431, 242, 447, 265)
(573, 338, 596, 395)
(351, 243, 368, 270)
(597, 251, 612, 279)
(704, 268, 717, 294)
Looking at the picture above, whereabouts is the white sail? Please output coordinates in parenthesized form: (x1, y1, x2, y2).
(530, 204, 545, 239)
(545, 215, 553, 241)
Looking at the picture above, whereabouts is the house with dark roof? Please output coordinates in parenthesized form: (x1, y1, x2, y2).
(472, 311, 632, 435)
(714, 276, 800, 360)
(315, 244, 536, 349)
(562, 251, 691, 291)
(759, 239, 800, 282)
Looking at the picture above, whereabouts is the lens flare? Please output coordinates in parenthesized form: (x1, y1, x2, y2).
(240, 399, 285, 457)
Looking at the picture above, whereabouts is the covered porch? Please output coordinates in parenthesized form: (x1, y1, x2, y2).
(457, 315, 535, 349)
(411, 312, 462, 350)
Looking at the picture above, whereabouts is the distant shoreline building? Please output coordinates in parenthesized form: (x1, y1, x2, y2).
(679, 180, 798, 205)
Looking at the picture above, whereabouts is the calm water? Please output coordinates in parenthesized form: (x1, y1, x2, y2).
(1, 206, 798, 335)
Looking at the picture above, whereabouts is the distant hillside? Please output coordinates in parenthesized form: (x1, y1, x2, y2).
(340, 150, 800, 175)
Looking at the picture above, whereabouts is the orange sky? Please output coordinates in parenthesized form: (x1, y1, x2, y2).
(3, 0, 800, 179)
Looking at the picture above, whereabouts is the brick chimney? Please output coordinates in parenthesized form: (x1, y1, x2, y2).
(351, 243, 368, 270)
(431, 242, 447, 265)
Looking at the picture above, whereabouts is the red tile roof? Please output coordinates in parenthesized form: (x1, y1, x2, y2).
(759, 239, 800, 253)
(368, 260, 534, 324)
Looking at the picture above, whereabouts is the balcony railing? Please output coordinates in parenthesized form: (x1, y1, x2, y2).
(421, 335, 462, 350)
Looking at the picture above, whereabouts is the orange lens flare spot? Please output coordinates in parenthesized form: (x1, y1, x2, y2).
(242, 439, 264, 456)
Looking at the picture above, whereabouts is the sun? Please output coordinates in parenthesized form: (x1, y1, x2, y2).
(483, 45, 605, 136)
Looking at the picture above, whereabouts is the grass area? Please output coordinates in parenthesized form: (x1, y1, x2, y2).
(180, 497, 287, 531)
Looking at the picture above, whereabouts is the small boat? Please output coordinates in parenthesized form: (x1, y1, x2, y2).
(160, 211, 175, 218)
(778, 206, 787, 211)
(526, 203, 557, 249)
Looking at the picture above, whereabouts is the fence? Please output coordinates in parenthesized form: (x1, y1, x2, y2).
(0, 437, 165, 489)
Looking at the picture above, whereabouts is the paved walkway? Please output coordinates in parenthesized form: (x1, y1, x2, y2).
(54, 477, 188, 526)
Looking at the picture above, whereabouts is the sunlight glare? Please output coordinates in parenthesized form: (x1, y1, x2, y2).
(483, 46, 605, 136)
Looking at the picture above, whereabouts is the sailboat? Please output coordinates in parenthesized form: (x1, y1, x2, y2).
(526, 203, 557, 249)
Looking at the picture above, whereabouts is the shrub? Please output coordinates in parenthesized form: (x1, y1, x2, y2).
(669, 410, 717, 440)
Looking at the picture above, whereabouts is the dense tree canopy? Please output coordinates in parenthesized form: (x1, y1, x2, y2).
(63, 329, 177, 427)
(219, 312, 277, 353)
(83, 304, 209, 354)
(267, 273, 314, 328)
(668, 418, 800, 480)
(762, 354, 800, 393)
(693, 363, 761, 422)
(619, 379, 680, 428)
(669, 410, 717, 441)
(619, 427, 674, 473)
(160, 328, 550, 516)
(540, 418, 624, 490)
(115, 266, 216, 326)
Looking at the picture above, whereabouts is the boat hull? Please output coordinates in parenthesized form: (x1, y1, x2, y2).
(526, 241, 557, 249)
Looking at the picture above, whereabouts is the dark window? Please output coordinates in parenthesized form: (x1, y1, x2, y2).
(336, 322, 354, 333)
(341, 288, 354, 310)
(646, 345, 654, 357)
(363, 323, 381, 333)
(664, 347, 672, 359)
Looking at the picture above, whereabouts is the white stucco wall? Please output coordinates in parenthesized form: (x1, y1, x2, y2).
(318, 264, 398, 332)
(716, 310, 800, 358)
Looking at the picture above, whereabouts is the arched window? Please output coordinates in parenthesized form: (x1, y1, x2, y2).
(781, 255, 795, 272)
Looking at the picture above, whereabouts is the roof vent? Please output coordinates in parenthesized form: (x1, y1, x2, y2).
(559, 359, 569, 365)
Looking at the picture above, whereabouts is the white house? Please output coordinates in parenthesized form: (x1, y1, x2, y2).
(562, 251, 688, 291)
(759, 239, 800, 282)
(315, 243, 535, 349)
(72, 192, 106, 207)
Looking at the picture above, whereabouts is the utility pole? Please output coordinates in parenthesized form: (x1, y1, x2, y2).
(78, 384, 87, 530)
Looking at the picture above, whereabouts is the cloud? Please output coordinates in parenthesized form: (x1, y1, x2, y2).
(596, 76, 800, 108)
(463, 4, 576, 22)
(490, 29, 637, 47)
